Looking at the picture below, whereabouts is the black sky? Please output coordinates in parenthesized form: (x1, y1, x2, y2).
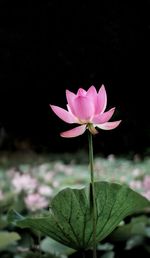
(0, 1, 150, 155)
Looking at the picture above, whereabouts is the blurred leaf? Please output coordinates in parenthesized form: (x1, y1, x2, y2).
(125, 235, 144, 250)
(101, 251, 115, 258)
(0, 231, 21, 250)
(8, 181, 150, 250)
(97, 242, 114, 251)
(41, 237, 75, 255)
(8, 209, 24, 222)
(109, 215, 149, 241)
(145, 227, 150, 238)
(14, 252, 55, 258)
(17, 231, 34, 249)
(0, 193, 15, 212)
(0, 215, 8, 229)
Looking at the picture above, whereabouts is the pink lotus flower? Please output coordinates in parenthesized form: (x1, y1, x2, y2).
(50, 85, 121, 138)
(24, 193, 49, 211)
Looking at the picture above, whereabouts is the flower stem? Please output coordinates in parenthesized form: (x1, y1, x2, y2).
(88, 131, 97, 258)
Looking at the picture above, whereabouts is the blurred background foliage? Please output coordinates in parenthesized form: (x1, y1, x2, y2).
(1, 152, 150, 257)
(0, 1, 150, 156)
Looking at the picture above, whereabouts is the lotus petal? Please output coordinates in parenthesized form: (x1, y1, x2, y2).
(92, 108, 115, 124)
(96, 120, 121, 130)
(60, 125, 86, 138)
(50, 105, 77, 124)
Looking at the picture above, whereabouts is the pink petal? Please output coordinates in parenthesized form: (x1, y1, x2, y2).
(86, 86, 98, 110)
(96, 84, 107, 114)
(92, 108, 115, 124)
(60, 125, 86, 138)
(66, 90, 76, 108)
(50, 105, 77, 124)
(86, 85, 97, 97)
(95, 120, 121, 130)
(72, 96, 95, 121)
(77, 88, 87, 96)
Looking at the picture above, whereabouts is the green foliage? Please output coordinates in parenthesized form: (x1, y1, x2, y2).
(108, 215, 150, 253)
(8, 181, 150, 251)
(0, 153, 150, 257)
(101, 251, 115, 258)
(0, 231, 21, 250)
(0, 193, 16, 213)
(41, 237, 75, 256)
(109, 215, 150, 241)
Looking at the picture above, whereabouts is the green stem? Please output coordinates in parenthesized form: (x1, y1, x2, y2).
(88, 131, 97, 258)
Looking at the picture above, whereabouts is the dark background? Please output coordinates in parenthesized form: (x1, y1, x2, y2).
(0, 1, 150, 156)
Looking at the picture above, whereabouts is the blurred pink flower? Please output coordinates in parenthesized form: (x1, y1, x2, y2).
(24, 193, 49, 211)
(142, 190, 150, 200)
(50, 85, 121, 137)
(38, 185, 53, 197)
(43, 171, 54, 182)
(143, 175, 150, 191)
(52, 180, 60, 188)
(12, 173, 38, 193)
(129, 180, 142, 190)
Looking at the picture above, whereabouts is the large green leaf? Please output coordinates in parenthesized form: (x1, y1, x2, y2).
(8, 181, 150, 250)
